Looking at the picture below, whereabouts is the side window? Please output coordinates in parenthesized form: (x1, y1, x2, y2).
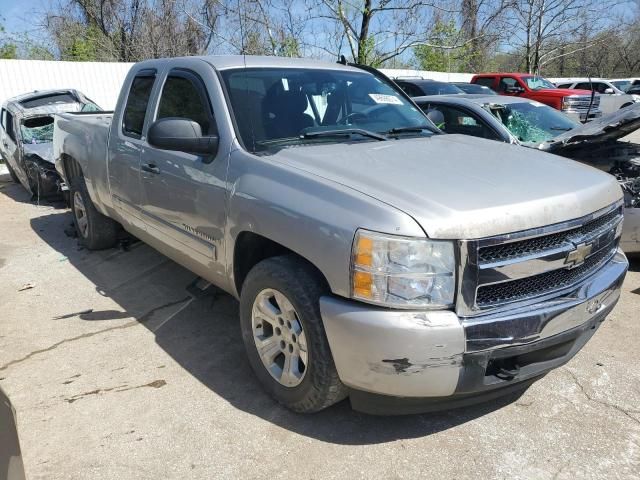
(556, 83, 573, 89)
(498, 77, 519, 92)
(594, 83, 610, 93)
(122, 72, 156, 138)
(574, 82, 592, 91)
(0, 108, 5, 129)
(157, 72, 215, 135)
(5, 111, 16, 142)
(475, 77, 495, 89)
(426, 105, 497, 139)
(397, 82, 422, 97)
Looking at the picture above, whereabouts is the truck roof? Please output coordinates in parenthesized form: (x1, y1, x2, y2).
(134, 55, 364, 73)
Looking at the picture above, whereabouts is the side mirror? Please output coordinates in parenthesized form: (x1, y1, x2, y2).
(604, 88, 614, 94)
(505, 86, 525, 94)
(147, 117, 218, 156)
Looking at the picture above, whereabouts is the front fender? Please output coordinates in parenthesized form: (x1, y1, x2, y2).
(225, 151, 425, 297)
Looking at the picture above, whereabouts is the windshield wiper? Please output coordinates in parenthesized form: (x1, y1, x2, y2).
(302, 129, 387, 141)
(550, 126, 572, 131)
(385, 125, 437, 135)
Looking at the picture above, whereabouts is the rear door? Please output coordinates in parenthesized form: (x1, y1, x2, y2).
(108, 68, 158, 230)
(139, 60, 228, 271)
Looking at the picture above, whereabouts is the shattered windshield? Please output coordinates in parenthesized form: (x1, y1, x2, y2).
(221, 67, 430, 152)
(20, 116, 54, 144)
(523, 76, 557, 90)
(489, 101, 580, 144)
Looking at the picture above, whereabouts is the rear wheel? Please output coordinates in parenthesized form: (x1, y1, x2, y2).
(240, 255, 347, 413)
(70, 174, 119, 250)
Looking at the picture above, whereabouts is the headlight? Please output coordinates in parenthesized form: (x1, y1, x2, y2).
(351, 229, 456, 309)
(632, 94, 640, 103)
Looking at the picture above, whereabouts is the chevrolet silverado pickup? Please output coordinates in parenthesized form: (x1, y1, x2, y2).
(471, 73, 602, 122)
(53, 56, 628, 414)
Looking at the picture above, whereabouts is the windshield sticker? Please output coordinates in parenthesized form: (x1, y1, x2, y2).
(369, 93, 403, 105)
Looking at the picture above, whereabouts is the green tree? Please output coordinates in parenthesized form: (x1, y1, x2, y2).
(0, 18, 18, 59)
(413, 21, 477, 73)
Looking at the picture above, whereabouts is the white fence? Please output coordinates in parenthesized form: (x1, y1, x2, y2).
(0, 59, 133, 110)
(0, 59, 475, 110)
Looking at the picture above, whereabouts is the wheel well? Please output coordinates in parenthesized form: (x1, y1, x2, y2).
(62, 154, 83, 181)
(233, 232, 329, 295)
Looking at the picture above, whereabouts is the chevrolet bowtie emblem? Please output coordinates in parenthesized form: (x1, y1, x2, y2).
(564, 242, 593, 268)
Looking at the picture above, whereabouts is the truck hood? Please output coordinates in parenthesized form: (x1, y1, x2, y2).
(542, 103, 640, 153)
(529, 88, 593, 97)
(22, 142, 54, 164)
(270, 135, 622, 239)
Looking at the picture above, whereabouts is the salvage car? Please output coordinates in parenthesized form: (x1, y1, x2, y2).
(414, 94, 640, 253)
(0, 90, 100, 199)
(53, 56, 627, 414)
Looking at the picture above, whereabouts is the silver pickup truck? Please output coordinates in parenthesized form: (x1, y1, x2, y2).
(53, 56, 628, 415)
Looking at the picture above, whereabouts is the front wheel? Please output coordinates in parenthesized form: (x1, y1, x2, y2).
(240, 255, 347, 413)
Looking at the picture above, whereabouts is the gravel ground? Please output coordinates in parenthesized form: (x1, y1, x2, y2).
(0, 172, 638, 480)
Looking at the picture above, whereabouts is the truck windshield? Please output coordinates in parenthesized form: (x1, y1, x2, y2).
(489, 101, 579, 144)
(523, 76, 557, 90)
(221, 67, 430, 152)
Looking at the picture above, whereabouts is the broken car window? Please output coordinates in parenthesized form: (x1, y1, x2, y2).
(20, 116, 54, 144)
(489, 102, 579, 144)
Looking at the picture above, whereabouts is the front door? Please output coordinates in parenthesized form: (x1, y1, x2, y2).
(139, 62, 228, 276)
(108, 69, 158, 231)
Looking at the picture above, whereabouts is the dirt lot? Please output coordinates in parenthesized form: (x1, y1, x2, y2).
(0, 172, 638, 480)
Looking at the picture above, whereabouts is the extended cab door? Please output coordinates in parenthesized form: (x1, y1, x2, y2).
(108, 69, 158, 231)
(139, 60, 229, 278)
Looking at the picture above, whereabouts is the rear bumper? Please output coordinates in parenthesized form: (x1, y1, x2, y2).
(320, 250, 628, 414)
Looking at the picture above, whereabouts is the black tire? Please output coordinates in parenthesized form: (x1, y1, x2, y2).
(69, 173, 119, 250)
(5, 161, 19, 183)
(240, 255, 347, 413)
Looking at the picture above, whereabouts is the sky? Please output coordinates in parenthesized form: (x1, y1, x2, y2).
(0, 0, 50, 35)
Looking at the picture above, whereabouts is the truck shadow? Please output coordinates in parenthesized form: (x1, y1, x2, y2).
(0, 173, 66, 208)
(30, 211, 526, 445)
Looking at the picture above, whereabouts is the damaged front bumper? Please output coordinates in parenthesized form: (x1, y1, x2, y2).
(320, 250, 628, 415)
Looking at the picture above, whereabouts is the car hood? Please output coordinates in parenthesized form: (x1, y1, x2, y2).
(22, 142, 54, 164)
(270, 135, 621, 239)
(541, 103, 640, 153)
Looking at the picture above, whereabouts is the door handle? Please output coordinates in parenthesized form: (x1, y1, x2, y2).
(141, 163, 160, 174)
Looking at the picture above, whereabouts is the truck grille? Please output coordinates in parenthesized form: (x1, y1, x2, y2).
(457, 203, 623, 315)
(564, 94, 600, 112)
(476, 246, 614, 306)
(478, 208, 620, 263)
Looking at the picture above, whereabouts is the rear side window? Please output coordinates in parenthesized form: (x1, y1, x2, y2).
(122, 72, 156, 138)
(0, 108, 5, 128)
(397, 82, 423, 97)
(424, 104, 497, 140)
(5, 111, 15, 142)
(474, 77, 495, 89)
(157, 71, 214, 134)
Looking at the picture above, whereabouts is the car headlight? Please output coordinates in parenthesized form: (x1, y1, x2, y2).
(351, 229, 456, 309)
(632, 94, 640, 103)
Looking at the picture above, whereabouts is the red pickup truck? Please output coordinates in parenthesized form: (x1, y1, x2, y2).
(471, 73, 602, 122)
